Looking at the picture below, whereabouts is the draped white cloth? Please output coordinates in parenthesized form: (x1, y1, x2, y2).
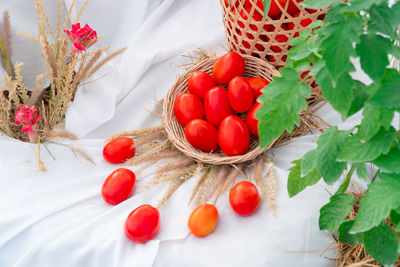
(0, 0, 387, 266)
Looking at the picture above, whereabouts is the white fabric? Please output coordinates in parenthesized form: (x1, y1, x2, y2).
(0, 0, 391, 266)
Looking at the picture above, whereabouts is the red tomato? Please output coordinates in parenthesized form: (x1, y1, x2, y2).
(102, 168, 136, 205)
(185, 119, 218, 152)
(245, 102, 263, 136)
(204, 87, 234, 127)
(174, 93, 204, 127)
(188, 71, 216, 100)
(247, 77, 269, 99)
(228, 76, 254, 113)
(213, 52, 245, 85)
(218, 115, 250, 156)
(288, 0, 304, 15)
(239, 6, 262, 28)
(188, 204, 219, 237)
(288, 11, 312, 30)
(229, 181, 260, 216)
(125, 204, 160, 243)
(306, 8, 317, 14)
(271, 24, 289, 53)
(317, 13, 326, 20)
(269, 0, 288, 17)
(301, 70, 310, 79)
(103, 137, 136, 164)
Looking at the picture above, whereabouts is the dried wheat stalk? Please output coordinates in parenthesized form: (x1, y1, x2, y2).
(254, 157, 268, 200)
(205, 165, 229, 203)
(195, 167, 217, 205)
(106, 126, 165, 142)
(125, 149, 181, 166)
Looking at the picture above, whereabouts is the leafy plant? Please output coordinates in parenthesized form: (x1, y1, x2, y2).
(257, 0, 400, 264)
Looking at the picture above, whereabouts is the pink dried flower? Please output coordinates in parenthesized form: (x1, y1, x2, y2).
(15, 105, 41, 142)
(64, 23, 98, 52)
(15, 105, 39, 125)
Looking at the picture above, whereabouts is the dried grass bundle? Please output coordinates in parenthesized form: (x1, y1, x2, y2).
(0, 1, 125, 143)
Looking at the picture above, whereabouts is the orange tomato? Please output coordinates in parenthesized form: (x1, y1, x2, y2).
(188, 204, 219, 237)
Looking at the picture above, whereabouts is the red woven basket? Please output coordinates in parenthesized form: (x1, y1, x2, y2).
(220, 0, 326, 69)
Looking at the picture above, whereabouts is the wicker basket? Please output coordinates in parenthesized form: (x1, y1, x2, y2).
(221, 0, 326, 68)
(163, 55, 280, 165)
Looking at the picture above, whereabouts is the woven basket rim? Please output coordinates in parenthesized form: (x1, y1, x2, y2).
(162, 54, 281, 165)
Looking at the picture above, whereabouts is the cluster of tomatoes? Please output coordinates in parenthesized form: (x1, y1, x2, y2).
(174, 51, 269, 156)
(189, 180, 261, 237)
(102, 137, 160, 243)
(100, 86, 265, 242)
(225, 0, 325, 68)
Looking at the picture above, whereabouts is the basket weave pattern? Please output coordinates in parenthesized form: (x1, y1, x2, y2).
(163, 55, 280, 165)
(221, 0, 326, 68)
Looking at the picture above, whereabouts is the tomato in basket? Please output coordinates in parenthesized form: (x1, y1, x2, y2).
(185, 119, 219, 152)
(217, 115, 250, 156)
(174, 93, 204, 127)
(247, 77, 269, 99)
(245, 102, 263, 136)
(228, 76, 254, 113)
(188, 71, 216, 100)
(204, 87, 234, 127)
(212, 52, 245, 85)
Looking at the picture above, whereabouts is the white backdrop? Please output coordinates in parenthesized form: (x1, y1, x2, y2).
(0, 0, 382, 266)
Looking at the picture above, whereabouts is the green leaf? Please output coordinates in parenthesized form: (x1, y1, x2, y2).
(301, 149, 318, 176)
(316, 67, 354, 117)
(338, 221, 364, 246)
(263, 0, 271, 18)
(373, 145, 400, 174)
(390, 210, 400, 227)
(347, 80, 369, 117)
(358, 105, 394, 141)
(351, 174, 400, 233)
(287, 159, 321, 198)
(320, 16, 361, 81)
(308, 20, 324, 29)
(369, 73, 400, 109)
(257, 68, 311, 148)
(316, 127, 350, 185)
(319, 194, 355, 232)
(391, 45, 400, 59)
(364, 223, 399, 265)
(301, 0, 341, 9)
(391, 1, 400, 26)
(309, 60, 324, 76)
(369, 4, 398, 40)
(335, 164, 357, 195)
(287, 42, 312, 61)
(324, 4, 348, 23)
(356, 34, 391, 81)
(346, 0, 386, 12)
(338, 127, 397, 163)
(356, 164, 368, 179)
